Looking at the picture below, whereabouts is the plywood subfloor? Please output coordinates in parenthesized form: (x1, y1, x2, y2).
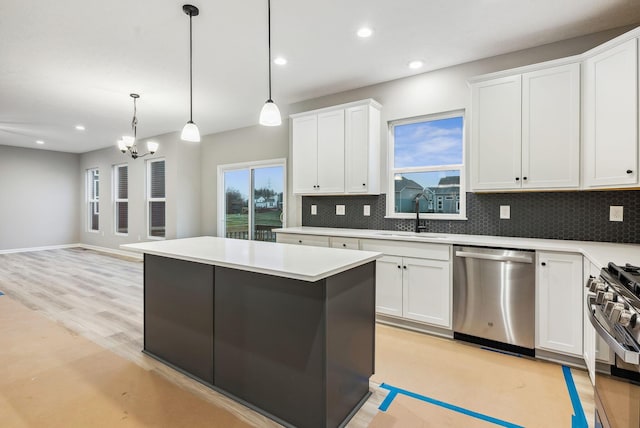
(0, 248, 594, 427)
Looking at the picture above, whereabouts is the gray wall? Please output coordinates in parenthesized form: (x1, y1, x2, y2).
(200, 124, 289, 236)
(79, 132, 201, 250)
(0, 145, 79, 250)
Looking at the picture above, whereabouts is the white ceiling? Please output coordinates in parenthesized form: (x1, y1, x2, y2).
(1, 0, 640, 154)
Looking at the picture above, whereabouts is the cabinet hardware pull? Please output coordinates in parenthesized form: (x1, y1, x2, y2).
(523, 177, 527, 180)
(342, 243, 346, 247)
(397, 265, 401, 269)
(403, 266, 407, 269)
(541, 262, 546, 266)
(515, 177, 520, 181)
(298, 240, 302, 244)
(627, 170, 633, 174)
(362, 183, 366, 186)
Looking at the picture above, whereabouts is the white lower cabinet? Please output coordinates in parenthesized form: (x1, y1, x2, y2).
(536, 251, 583, 357)
(275, 233, 330, 247)
(402, 257, 451, 327)
(361, 239, 452, 329)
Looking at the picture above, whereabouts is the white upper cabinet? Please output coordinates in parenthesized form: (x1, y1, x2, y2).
(292, 115, 319, 194)
(471, 75, 522, 190)
(583, 38, 638, 188)
(522, 63, 580, 189)
(291, 99, 381, 195)
(470, 63, 580, 191)
(316, 110, 346, 193)
(345, 104, 381, 194)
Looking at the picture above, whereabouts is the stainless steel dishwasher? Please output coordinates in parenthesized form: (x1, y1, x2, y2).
(453, 246, 535, 355)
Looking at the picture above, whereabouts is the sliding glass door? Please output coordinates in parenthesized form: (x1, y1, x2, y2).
(219, 160, 285, 242)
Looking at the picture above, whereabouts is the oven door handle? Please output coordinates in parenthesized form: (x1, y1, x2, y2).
(586, 295, 640, 365)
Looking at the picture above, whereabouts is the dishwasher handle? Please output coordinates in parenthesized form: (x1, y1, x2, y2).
(455, 250, 534, 264)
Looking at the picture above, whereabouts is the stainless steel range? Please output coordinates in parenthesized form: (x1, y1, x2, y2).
(586, 262, 640, 428)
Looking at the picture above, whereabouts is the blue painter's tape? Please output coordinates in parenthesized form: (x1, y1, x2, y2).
(379, 383, 523, 428)
(562, 365, 588, 428)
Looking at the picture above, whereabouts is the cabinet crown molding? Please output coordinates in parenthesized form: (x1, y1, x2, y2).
(289, 98, 382, 119)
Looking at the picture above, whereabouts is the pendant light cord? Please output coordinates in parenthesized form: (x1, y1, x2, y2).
(267, 0, 272, 101)
(189, 11, 194, 122)
(132, 97, 137, 140)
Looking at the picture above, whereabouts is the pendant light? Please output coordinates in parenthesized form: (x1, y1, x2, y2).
(181, 4, 201, 142)
(117, 94, 159, 159)
(259, 0, 282, 126)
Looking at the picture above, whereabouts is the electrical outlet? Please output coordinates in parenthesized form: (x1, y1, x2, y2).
(610, 206, 623, 222)
(363, 205, 370, 216)
(500, 205, 510, 219)
(336, 205, 346, 215)
(311, 205, 317, 215)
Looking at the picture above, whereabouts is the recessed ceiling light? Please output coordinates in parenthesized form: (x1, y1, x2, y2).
(36, 140, 45, 145)
(75, 125, 85, 131)
(357, 27, 373, 38)
(408, 60, 424, 69)
(274, 57, 287, 66)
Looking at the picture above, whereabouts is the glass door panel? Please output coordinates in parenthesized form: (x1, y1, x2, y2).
(224, 169, 250, 240)
(253, 166, 284, 242)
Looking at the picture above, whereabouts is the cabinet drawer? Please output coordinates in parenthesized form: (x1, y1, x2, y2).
(360, 239, 450, 261)
(276, 233, 330, 247)
(330, 237, 360, 250)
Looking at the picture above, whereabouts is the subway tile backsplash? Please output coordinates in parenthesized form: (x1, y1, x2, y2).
(301, 191, 640, 244)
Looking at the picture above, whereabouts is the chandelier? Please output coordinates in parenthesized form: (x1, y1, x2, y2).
(117, 93, 159, 159)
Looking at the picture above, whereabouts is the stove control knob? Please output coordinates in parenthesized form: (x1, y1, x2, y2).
(589, 280, 606, 293)
(597, 290, 612, 305)
(609, 303, 625, 323)
(619, 310, 633, 327)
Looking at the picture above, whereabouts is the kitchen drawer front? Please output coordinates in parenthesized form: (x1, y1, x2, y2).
(330, 237, 360, 250)
(360, 239, 451, 261)
(276, 233, 330, 247)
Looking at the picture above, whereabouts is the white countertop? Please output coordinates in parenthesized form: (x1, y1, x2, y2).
(273, 227, 640, 268)
(121, 236, 381, 282)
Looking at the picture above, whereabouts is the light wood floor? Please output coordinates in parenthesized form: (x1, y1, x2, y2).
(0, 248, 594, 427)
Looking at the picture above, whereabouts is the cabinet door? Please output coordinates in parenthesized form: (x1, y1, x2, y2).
(583, 38, 638, 188)
(536, 252, 583, 356)
(471, 75, 522, 190)
(402, 257, 451, 328)
(275, 233, 330, 247)
(292, 115, 319, 194)
(522, 63, 580, 189)
(330, 237, 360, 250)
(376, 255, 403, 317)
(345, 104, 380, 194)
(316, 110, 345, 193)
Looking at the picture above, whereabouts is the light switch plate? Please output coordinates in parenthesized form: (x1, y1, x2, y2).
(363, 205, 371, 216)
(610, 206, 623, 222)
(336, 205, 346, 215)
(500, 205, 510, 219)
(311, 205, 317, 215)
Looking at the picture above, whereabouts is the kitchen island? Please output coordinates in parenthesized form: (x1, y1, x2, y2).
(122, 236, 380, 428)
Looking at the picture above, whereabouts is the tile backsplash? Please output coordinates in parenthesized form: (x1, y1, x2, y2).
(301, 191, 640, 244)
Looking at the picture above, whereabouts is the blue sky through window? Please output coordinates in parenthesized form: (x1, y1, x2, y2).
(394, 116, 463, 168)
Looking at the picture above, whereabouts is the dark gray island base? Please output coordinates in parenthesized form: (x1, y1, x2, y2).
(143, 253, 376, 428)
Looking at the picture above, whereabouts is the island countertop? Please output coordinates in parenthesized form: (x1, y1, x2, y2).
(121, 236, 381, 282)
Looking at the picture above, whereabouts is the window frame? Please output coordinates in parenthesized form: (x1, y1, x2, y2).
(86, 168, 100, 233)
(386, 110, 467, 220)
(146, 158, 166, 240)
(216, 158, 287, 240)
(113, 163, 128, 236)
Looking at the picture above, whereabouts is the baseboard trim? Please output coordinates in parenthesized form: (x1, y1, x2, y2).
(0, 243, 79, 254)
(79, 244, 143, 260)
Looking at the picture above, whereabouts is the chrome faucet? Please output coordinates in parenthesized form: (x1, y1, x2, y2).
(415, 193, 427, 233)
